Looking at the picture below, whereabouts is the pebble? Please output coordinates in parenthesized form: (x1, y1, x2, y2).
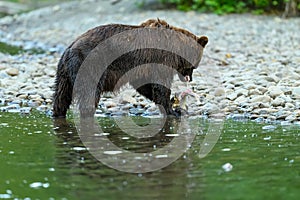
(267, 86, 283, 98)
(214, 87, 225, 97)
(0, 0, 299, 121)
(271, 96, 285, 107)
(119, 94, 137, 104)
(6, 68, 19, 76)
(250, 95, 272, 103)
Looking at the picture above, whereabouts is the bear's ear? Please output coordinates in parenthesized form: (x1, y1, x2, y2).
(197, 36, 208, 48)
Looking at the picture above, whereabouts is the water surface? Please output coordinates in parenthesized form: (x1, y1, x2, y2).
(0, 112, 299, 199)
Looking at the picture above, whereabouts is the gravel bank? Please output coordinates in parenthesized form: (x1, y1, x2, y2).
(0, 0, 300, 122)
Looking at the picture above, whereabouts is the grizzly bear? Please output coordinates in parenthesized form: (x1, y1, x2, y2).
(52, 19, 208, 118)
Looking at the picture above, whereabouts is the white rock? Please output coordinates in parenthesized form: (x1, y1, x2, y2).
(249, 89, 262, 96)
(214, 87, 225, 97)
(104, 101, 117, 108)
(271, 96, 285, 106)
(235, 88, 248, 96)
(234, 95, 248, 104)
(285, 103, 295, 109)
(201, 103, 220, 115)
(250, 95, 271, 103)
(292, 87, 300, 98)
(285, 115, 296, 122)
(6, 68, 19, 76)
(226, 92, 237, 101)
(119, 94, 137, 104)
(267, 86, 283, 98)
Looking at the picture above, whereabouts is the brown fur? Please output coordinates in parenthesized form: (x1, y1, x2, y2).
(52, 19, 208, 118)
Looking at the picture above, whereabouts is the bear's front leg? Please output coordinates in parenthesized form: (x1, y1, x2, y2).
(136, 83, 179, 116)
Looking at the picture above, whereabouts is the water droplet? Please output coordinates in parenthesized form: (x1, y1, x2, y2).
(72, 147, 87, 151)
(29, 182, 43, 188)
(48, 168, 55, 172)
(155, 154, 168, 158)
(165, 134, 180, 137)
(42, 183, 50, 188)
(222, 163, 233, 172)
(263, 136, 271, 140)
(262, 125, 276, 130)
(103, 150, 123, 155)
(222, 148, 231, 152)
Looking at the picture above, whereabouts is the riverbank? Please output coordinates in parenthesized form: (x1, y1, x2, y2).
(0, 0, 300, 122)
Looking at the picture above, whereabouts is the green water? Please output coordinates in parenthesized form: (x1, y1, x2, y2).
(0, 112, 299, 199)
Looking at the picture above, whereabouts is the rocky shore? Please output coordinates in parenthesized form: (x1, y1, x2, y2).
(0, 0, 300, 122)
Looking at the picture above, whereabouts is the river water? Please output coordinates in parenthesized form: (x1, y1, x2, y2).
(0, 112, 299, 199)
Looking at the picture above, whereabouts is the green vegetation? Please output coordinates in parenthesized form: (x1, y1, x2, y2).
(159, 0, 300, 15)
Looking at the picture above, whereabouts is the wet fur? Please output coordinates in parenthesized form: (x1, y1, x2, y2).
(53, 19, 208, 118)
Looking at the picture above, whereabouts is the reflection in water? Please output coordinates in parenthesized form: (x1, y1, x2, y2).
(52, 116, 201, 199)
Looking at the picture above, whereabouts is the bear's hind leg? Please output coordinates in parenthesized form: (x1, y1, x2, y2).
(53, 77, 73, 118)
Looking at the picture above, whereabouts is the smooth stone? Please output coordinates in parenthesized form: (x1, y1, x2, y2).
(119, 94, 137, 104)
(252, 108, 276, 115)
(285, 115, 296, 122)
(234, 95, 248, 104)
(292, 87, 300, 98)
(29, 94, 41, 100)
(252, 102, 270, 108)
(17, 94, 28, 99)
(226, 92, 237, 101)
(250, 95, 271, 103)
(121, 104, 134, 110)
(214, 87, 225, 97)
(285, 102, 295, 109)
(6, 68, 19, 76)
(264, 75, 279, 83)
(235, 88, 248, 96)
(257, 86, 268, 94)
(20, 107, 32, 114)
(27, 100, 41, 107)
(36, 105, 49, 111)
(249, 89, 262, 96)
(146, 103, 158, 112)
(104, 101, 117, 108)
(267, 86, 283, 98)
(244, 84, 257, 90)
(201, 103, 220, 115)
(43, 68, 56, 77)
(275, 110, 291, 120)
(271, 96, 285, 106)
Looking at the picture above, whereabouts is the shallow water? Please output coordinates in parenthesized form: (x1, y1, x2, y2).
(0, 112, 300, 199)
